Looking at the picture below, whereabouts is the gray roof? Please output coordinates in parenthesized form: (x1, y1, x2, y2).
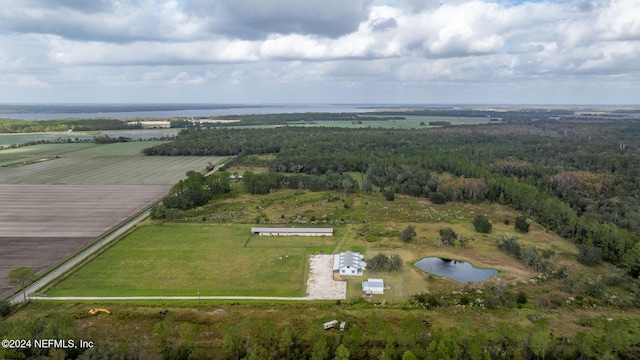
(334, 251, 366, 270)
(251, 227, 333, 233)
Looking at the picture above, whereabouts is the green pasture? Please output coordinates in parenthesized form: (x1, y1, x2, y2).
(0, 132, 95, 146)
(0, 129, 177, 147)
(47, 224, 336, 297)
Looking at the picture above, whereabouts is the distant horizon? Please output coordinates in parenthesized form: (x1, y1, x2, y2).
(2, 102, 639, 108)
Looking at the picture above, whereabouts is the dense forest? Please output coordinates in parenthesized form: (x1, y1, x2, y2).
(144, 120, 640, 278)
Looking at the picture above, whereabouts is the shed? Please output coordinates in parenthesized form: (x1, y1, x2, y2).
(251, 227, 333, 236)
(362, 278, 385, 295)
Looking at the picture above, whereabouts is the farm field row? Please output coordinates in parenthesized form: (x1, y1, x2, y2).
(0, 142, 224, 185)
(0, 184, 171, 299)
(47, 224, 339, 297)
(0, 129, 178, 147)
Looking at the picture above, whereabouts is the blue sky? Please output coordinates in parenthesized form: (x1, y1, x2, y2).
(0, 0, 639, 104)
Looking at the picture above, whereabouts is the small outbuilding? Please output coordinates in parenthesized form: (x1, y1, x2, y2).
(362, 278, 385, 295)
(251, 227, 333, 236)
(323, 320, 338, 330)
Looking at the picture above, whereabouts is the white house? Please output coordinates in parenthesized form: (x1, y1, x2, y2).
(362, 278, 385, 295)
(333, 251, 366, 276)
(250, 227, 333, 236)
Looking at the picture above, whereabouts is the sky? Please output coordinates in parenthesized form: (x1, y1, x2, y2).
(0, 0, 639, 105)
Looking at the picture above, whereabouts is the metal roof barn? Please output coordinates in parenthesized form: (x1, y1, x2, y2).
(250, 227, 333, 236)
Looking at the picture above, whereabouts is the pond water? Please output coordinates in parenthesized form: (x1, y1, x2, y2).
(414, 257, 499, 284)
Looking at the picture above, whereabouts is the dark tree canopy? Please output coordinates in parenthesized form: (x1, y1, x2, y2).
(473, 215, 492, 233)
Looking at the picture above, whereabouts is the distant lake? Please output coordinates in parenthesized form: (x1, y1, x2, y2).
(0, 104, 383, 120)
(414, 257, 499, 284)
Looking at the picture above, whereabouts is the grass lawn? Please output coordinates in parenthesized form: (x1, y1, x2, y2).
(47, 224, 336, 297)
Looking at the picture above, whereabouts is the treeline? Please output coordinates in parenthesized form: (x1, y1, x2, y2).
(143, 124, 640, 276)
(151, 172, 231, 219)
(0, 118, 142, 133)
(2, 308, 638, 359)
(209, 112, 392, 126)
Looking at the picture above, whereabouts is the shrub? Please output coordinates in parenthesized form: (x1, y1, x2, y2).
(402, 225, 416, 243)
(383, 189, 395, 201)
(428, 192, 447, 204)
(516, 291, 528, 306)
(473, 215, 492, 233)
(484, 295, 499, 309)
(577, 244, 602, 266)
(514, 215, 530, 233)
(0, 300, 11, 317)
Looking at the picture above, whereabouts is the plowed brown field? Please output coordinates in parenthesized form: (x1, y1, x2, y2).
(0, 184, 170, 298)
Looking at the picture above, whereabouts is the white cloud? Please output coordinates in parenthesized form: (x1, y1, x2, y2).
(0, 0, 638, 104)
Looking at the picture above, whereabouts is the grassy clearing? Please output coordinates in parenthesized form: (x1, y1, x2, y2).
(47, 224, 336, 297)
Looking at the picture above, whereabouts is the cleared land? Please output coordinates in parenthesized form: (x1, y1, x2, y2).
(47, 224, 338, 297)
(0, 142, 223, 185)
(0, 184, 170, 299)
(2, 142, 224, 300)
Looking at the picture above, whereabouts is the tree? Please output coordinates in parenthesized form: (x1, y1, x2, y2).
(311, 335, 329, 360)
(514, 215, 530, 233)
(388, 254, 403, 272)
(622, 242, 640, 278)
(438, 228, 457, 246)
(401, 350, 417, 360)
(278, 328, 295, 359)
(368, 253, 390, 275)
(401, 225, 416, 243)
(473, 215, 492, 233)
(383, 189, 395, 201)
(8, 267, 37, 303)
(577, 244, 603, 266)
(333, 344, 350, 360)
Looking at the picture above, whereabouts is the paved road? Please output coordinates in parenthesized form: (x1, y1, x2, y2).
(8, 210, 152, 305)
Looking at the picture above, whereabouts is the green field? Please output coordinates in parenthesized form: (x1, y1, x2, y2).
(47, 224, 337, 297)
(0, 129, 178, 147)
(0, 142, 223, 184)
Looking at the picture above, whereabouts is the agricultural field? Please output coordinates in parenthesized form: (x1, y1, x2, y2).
(0, 132, 95, 147)
(0, 184, 170, 299)
(0, 129, 178, 147)
(47, 224, 338, 297)
(0, 142, 224, 184)
(1, 141, 224, 300)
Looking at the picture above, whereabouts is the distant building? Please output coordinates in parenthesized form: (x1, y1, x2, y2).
(333, 251, 366, 276)
(250, 227, 333, 236)
(229, 175, 243, 182)
(362, 278, 385, 294)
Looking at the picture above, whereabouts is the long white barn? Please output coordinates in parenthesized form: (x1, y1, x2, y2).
(250, 227, 334, 236)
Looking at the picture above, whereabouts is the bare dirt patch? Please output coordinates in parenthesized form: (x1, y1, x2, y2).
(0, 184, 170, 299)
(305, 255, 346, 300)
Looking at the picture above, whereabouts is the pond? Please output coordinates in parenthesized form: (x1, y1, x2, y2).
(414, 257, 499, 284)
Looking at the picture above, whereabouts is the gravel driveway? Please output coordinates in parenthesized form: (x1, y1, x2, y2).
(305, 255, 346, 300)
